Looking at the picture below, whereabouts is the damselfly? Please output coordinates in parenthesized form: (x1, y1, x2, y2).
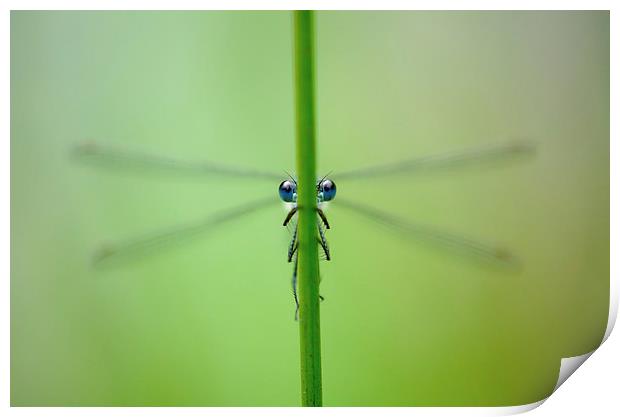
(75, 141, 533, 319)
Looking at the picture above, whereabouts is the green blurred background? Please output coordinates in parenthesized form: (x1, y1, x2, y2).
(11, 11, 609, 406)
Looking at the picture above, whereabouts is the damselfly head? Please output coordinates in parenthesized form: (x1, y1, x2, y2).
(278, 180, 297, 203)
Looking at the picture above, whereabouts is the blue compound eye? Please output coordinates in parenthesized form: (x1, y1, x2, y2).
(279, 180, 297, 202)
(319, 179, 337, 202)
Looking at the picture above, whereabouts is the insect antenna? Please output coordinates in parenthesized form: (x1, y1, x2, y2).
(283, 170, 297, 184)
(317, 170, 334, 188)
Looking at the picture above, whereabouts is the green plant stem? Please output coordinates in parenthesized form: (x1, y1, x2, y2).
(293, 10, 322, 407)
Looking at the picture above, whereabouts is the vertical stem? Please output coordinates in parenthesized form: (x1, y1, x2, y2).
(293, 10, 322, 407)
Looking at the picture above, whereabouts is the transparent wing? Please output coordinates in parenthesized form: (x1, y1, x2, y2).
(333, 142, 535, 181)
(335, 197, 518, 266)
(92, 196, 277, 267)
(73, 142, 283, 181)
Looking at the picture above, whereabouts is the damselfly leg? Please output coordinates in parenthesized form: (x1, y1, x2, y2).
(317, 222, 330, 261)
